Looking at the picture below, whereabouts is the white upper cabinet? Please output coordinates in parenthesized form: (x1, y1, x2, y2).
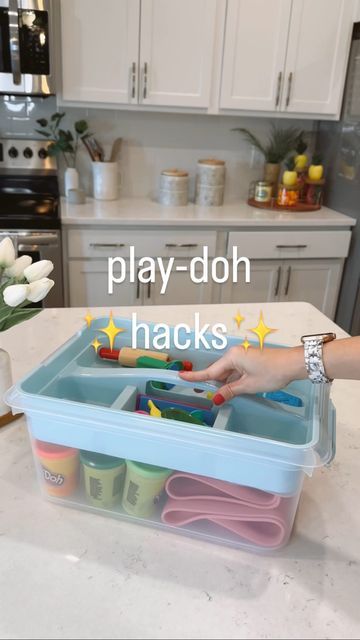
(60, 0, 140, 104)
(282, 0, 355, 115)
(219, 0, 355, 117)
(139, 0, 218, 107)
(220, 0, 291, 111)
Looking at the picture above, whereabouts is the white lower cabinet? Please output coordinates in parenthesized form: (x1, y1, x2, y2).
(145, 262, 213, 306)
(68, 261, 139, 307)
(221, 258, 343, 319)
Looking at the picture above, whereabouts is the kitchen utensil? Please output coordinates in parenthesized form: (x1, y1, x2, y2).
(109, 138, 122, 162)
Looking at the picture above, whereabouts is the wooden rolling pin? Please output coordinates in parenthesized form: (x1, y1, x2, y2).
(99, 347, 169, 367)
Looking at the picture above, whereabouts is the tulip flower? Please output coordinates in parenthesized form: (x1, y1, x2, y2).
(0, 237, 15, 269)
(24, 259, 54, 283)
(27, 278, 54, 303)
(4, 255, 33, 279)
(3, 284, 30, 307)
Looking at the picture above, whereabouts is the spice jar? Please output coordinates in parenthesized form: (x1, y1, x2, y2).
(277, 183, 300, 207)
(254, 181, 272, 203)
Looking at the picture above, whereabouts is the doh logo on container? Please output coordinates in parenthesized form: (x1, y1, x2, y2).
(41, 466, 65, 487)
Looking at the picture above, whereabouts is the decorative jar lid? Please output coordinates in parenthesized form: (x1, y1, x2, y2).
(161, 169, 189, 177)
(198, 158, 225, 166)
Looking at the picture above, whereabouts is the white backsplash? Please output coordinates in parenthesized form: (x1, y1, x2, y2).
(0, 95, 316, 201)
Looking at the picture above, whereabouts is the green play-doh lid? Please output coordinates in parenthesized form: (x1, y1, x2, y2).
(80, 450, 125, 470)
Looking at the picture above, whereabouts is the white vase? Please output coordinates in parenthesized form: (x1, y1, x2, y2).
(92, 162, 119, 201)
(65, 167, 79, 197)
(0, 348, 12, 419)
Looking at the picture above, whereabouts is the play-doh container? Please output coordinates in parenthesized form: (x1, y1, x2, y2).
(34, 440, 79, 497)
(122, 460, 172, 518)
(80, 450, 126, 508)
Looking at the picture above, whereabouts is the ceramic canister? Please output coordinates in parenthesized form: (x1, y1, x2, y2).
(158, 169, 189, 206)
(195, 183, 224, 207)
(196, 158, 226, 186)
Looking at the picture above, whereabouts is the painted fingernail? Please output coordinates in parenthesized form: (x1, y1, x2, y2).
(182, 360, 193, 371)
(213, 393, 225, 406)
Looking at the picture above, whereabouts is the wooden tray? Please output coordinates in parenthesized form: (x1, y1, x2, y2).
(248, 198, 321, 212)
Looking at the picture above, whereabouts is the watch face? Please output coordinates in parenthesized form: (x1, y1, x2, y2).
(301, 332, 336, 344)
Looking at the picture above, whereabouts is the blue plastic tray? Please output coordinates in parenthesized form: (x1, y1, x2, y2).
(6, 317, 336, 496)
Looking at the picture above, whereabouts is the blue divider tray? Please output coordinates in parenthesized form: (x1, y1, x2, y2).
(6, 317, 336, 496)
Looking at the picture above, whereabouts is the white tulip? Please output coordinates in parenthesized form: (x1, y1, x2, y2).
(27, 278, 54, 303)
(3, 284, 30, 307)
(24, 259, 54, 282)
(4, 255, 33, 279)
(0, 237, 16, 268)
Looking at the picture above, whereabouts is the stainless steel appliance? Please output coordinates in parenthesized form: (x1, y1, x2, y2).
(0, 137, 63, 307)
(0, 0, 55, 95)
(317, 22, 360, 334)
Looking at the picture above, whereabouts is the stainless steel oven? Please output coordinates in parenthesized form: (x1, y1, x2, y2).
(0, 0, 55, 95)
(0, 138, 63, 308)
(0, 229, 63, 307)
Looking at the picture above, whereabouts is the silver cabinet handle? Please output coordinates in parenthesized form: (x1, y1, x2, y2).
(131, 61, 136, 99)
(143, 62, 148, 99)
(276, 244, 307, 249)
(165, 243, 199, 248)
(274, 266, 281, 297)
(147, 280, 151, 299)
(284, 266, 292, 296)
(8, 0, 21, 85)
(89, 243, 126, 249)
(286, 72, 293, 107)
(275, 71, 282, 107)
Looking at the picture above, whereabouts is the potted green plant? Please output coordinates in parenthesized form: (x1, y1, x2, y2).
(35, 112, 90, 196)
(232, 124, 302, 195)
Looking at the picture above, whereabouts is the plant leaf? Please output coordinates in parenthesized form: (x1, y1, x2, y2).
(35, 129, 51, 138)
(36, 118, 48, 127)
(232, 128, 266, 157)
(0, 308, 42, 332)
(51, 112, 65, 122)
(74, 119, 89, 135)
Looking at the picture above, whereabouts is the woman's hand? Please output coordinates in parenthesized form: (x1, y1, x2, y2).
(179, 344, 307, 405)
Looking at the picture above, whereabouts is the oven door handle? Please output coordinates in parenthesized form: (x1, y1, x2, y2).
(17, 234, 59, 249)
(8, 0, 21, 86)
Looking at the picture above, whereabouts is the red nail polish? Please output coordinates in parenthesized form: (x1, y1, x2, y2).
(213, 393, 225, 406)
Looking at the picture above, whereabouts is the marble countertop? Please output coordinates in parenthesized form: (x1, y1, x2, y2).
(0, 302, 359, 639)
(60, 197, 356, 229)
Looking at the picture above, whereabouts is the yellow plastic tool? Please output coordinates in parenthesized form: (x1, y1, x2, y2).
(148, 399, 162, 418)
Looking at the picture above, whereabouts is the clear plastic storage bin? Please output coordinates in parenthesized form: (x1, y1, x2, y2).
(6, 317, 336, 553)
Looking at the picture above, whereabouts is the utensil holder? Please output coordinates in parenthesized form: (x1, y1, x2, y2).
(92, 162, 119, 201)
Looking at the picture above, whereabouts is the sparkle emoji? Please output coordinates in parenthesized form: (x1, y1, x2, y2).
(249, 312, 277, 350)
(99, 311, 125, 351)
(84, 310, 94, 328)
(242, 337, 251, 352)
(234, 310, 245, 329)
(91, 337, 102, 353)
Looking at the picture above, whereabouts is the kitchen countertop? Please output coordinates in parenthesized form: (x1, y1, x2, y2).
(0, 302, 359, 639)
(60, 197, 356, 229)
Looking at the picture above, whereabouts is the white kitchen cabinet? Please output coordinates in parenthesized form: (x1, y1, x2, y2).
(145, 261, 213, 306)
(282, 0, 355, 115)
(220, 260, 281, 303)
(220, 0, 355, 116)
(60, 0, 140, 104)
(221, 257, 343, 319)
(139, 0, 217, 107)
(220, 0, 291, 111)
(60, 0, 217, 109)
(279, 259, 343, 319)
(68, 261, 139, 307)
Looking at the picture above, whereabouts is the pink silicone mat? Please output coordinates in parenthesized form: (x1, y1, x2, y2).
(161, 473, 299, 548)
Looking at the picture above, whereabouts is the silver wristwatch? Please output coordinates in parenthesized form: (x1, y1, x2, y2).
(301, 332, 336, 384)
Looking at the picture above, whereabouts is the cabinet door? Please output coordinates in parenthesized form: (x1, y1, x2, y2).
(280, 259, 343, 319)
(68, 261, 139, 307)
(145, 261, 213, 305)
(220, 0, 291, 111)
(220, 260, 281, 303)
(139, 0, 217, 107)
(60, 0, 140, 104)
(282, 0, 354, 115)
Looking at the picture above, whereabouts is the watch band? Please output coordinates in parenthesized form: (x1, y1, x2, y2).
(302, 337, 331, 384)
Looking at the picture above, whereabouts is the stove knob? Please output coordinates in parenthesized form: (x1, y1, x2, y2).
(23, 147, 33, 159)
(8, 146, 18, 158)
(38, 147, 48, 159)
